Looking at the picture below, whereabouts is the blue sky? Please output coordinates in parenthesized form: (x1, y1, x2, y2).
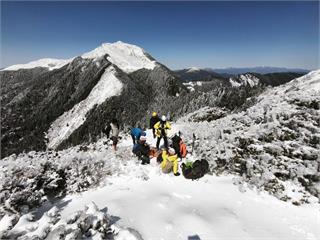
(1, 1, 319, 69)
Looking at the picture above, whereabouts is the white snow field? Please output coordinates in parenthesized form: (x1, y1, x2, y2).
(1, 128, 319, 240)
(2, 41, 156, 73)
(60, 155, 320, 240)
(46, 65, 124, 149)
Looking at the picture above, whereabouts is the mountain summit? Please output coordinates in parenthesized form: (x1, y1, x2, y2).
(3, 41, 156, 73)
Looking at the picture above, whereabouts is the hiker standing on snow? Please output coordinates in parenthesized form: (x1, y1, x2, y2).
(149, 112, 161, 138)
(104, 118, 120, 151)
(130, 127, 146, 145)
(161, 147, 180, 176)
(154, 115, 171, 150)
(171, 132, 187, 160)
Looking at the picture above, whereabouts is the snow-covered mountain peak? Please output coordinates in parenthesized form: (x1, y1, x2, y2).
(186, 67, 200, 73)
(81, 41, 157, 73)
(2, 41, 157, 73)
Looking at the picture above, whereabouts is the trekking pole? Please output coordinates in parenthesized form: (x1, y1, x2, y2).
(191, 133, 196, 155)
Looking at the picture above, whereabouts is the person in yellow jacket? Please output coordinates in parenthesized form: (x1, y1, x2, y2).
(154, 115, 171, 150)
(161, 148, 180, 176)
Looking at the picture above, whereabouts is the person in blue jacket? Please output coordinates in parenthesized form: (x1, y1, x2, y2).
(130, 127, 146, 145)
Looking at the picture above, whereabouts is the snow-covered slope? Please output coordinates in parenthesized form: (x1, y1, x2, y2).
(1, 128, 319, 240)
(46, 65, 123, 149)
(287, 69, 320, 91)
(2, 58, 72, 71)
(2, 41, 156, 73)
(178, 70, 320, 204)
(229, 73, 260, 87)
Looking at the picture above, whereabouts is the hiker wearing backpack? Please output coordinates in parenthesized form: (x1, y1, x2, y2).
(104, 118, 120, 151)
(171, 133, 187, 160)
(149, 112, 161, 138)
(132, 135, 151, 164)
(154, 115, 171, 150)
(130, 127, 146, 145)
(161, 148, 180, 176)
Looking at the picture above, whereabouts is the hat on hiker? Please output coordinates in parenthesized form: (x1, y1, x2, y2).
(152, 112, 157, 117)
(161, 115, 166, 121)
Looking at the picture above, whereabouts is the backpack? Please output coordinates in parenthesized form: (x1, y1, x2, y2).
(157, 153, 163, 163)
(171, 135, 182, 156)
(180, 142, 187, 158)
(182, 159, 209, 180)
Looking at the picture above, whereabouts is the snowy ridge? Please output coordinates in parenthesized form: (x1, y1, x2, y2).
(178, 69, 320, 204)
(2, 58, 72, 71)
(2, 41, 156, 73)
(82, 41, 156, 73)
(46, 65, 123, 149)
(230, 73, 260, 87)
(186, 67, 200, 73)
(285, 69, 320, 92)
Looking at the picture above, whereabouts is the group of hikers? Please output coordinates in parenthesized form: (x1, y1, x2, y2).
(104, 112, 187, 176)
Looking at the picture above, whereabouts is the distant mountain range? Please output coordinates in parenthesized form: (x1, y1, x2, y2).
(206, 66, 310, 75)
(175, 66, 309, 79)
(174, 67, 305, 85)
(174, 67, 226, 81)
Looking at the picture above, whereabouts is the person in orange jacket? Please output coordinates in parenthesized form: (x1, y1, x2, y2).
(179, 140, 187, 158)
(161, 148, 180, 176)
(172, 133, 187, 159)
